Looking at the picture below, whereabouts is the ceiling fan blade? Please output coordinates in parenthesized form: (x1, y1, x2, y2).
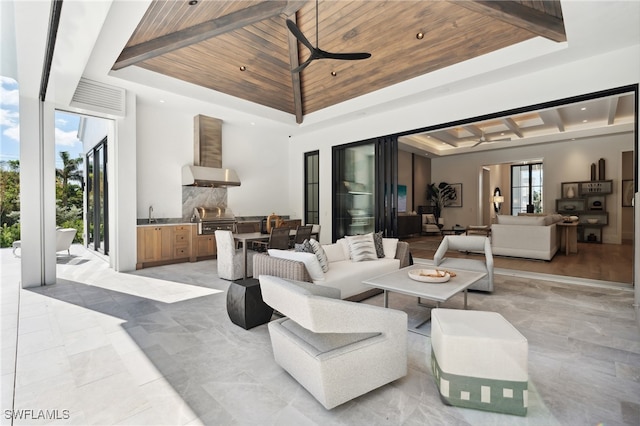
(291, 56, 315, 73)
(472, 140, 484, 148)
(318, 50, 372, 61)
(286, 19, 315, 52)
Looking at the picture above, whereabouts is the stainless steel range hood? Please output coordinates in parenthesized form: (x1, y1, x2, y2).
(182, 115, 241, 187)
(182, 165, 241, 187)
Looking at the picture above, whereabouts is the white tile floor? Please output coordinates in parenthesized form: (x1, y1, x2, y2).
(2, 245, 639, 425)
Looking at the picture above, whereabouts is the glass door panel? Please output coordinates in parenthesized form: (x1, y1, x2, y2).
(334, 143, 375, 238)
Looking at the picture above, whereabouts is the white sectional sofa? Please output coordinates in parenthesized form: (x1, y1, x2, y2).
(253, 236, 410, 300)
(490, 214, 563, 261)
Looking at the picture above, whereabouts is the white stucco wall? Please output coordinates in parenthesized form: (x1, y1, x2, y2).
(135, 100, 291, 221)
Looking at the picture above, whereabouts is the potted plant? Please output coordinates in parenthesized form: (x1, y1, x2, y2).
(427, 182, 456, 222)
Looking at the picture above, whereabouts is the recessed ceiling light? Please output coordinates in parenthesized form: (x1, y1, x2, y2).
(159, 100, 165, 103)
(239, 66, 246, 71)
(188, 0, 198, 5)
(581, 107, 587, 111)
(331, 71, 337, 77)
(416, 32, 424, 40)
(583, 119, 588, 123)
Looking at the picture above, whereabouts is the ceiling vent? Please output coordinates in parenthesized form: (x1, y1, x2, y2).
(71, 78, 125, 117)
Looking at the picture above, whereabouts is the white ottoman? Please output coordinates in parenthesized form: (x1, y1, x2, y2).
(430, 308, 528, 416)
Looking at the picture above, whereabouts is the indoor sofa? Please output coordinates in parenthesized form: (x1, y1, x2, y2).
(490, 214, 563, 261)
(253, 235, 410, 301)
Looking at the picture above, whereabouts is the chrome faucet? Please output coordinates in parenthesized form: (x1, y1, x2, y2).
(148, 205, 155, 224)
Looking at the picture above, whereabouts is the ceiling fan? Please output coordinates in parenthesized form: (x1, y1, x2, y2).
(471, 133, 511, 147)
(286, 0, 371, 74)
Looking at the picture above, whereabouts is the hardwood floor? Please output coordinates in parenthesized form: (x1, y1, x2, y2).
(403, 234, 634, 285)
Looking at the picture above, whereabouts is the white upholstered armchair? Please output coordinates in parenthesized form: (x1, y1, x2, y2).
(259, 275, 408, 409)
(433, 235, 494, 292)
(215, 230, 254, 280)
(422, 214, 441, 235)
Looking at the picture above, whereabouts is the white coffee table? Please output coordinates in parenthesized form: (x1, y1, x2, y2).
(363, 263, 487, 313)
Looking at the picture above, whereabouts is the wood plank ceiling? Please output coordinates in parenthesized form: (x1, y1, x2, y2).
(114, 0, 565, 124)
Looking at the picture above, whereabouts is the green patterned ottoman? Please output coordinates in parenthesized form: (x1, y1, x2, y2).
(431, 309, 528, 416)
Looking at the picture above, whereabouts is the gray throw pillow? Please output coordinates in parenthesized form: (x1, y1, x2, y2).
(295, 239, 313, 253)
(373, 231, 385, 258)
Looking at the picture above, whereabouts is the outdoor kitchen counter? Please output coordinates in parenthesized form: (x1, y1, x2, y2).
(136, 218, 192, 226)
(136, 222, 198, 269)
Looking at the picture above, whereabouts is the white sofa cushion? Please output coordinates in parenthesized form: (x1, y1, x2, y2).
(496, 215, 545, 226)
(321, 258, 400, 299)
(336, 238, 351, 259)
(324, 243, 346, 263)
(268, 250, 325, 281)
(382, 238, 399, 259)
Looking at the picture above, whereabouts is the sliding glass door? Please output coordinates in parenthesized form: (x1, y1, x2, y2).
(86, 138, 109, 254)
(332, 137, 398, 241)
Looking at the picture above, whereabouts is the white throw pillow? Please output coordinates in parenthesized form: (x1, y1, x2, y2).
(336, 238, 351, 259)
(267, 249, 325, 281)
(424, 214, 437, 224)
(345, 234, 378, 262)
(309, 239, 329, 272)
(322, 243, 346, 263)
(382, 238, 399, 259)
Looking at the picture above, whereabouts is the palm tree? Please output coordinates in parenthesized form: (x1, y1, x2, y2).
(56, 151, 83, 205)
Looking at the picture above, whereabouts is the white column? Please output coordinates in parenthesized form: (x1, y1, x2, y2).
(19, 97, 57, 287)
(110, 91, 137, 272)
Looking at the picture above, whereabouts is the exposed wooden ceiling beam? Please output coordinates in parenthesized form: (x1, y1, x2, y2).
(113, 1, 302, 70)
(453, 0, 566, 43)
(286, 13, 303, 124)
(502, 117, 524, 138)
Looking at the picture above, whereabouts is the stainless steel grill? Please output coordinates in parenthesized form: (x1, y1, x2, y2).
(193, 207, 237, 235)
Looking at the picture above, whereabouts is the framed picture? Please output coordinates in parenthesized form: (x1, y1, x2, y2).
(622, 179, 634, 207)
(398, 185, 407, 212)
(561, 182, 580, 199)
(448, 183, 462, 207)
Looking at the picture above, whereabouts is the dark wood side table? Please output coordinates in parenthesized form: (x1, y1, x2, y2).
(557, 222, 578, 255)
(226, 278, 274, 330)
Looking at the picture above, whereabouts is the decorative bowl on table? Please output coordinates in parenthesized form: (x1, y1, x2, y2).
(587, 218, 599, 224)
(408, 269, 451, 283)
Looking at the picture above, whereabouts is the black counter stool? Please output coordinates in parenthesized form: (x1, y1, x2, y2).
(226, 278, 274, 329)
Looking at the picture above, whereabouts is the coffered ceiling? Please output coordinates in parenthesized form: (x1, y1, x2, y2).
(114, 0, 567, 124)
(399, 91, 637, 157)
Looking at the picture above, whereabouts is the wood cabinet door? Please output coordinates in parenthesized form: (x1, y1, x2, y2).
(195, 235, 216, 257)
(138, 227, 160, 262)
(158, 226, 174, 260)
